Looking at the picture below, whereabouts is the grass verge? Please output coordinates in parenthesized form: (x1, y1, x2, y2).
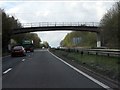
(50, 49, 120, 82)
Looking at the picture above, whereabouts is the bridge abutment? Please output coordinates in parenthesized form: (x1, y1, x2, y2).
(97, 32, 101, 48)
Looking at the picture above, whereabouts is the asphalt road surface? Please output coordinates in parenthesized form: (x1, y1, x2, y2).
(2, 49, 108, 89)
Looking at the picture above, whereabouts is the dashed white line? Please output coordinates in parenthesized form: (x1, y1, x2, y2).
(48, 50, 111, 90)
(3, 68, 12, 74)
(2, 55, 11, 58)
(22, 59, 25, 61)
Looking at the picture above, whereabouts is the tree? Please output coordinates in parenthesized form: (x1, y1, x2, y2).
(1, 9, 22, 53)
(100, 2, 119, 48)
(61, 31, 96, 48)
(43, 41, 49, 48)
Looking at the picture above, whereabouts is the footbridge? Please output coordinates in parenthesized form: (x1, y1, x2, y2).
(13, 22, 101, 47)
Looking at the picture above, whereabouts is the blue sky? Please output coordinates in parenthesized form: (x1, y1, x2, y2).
(0, 0, 117, 47)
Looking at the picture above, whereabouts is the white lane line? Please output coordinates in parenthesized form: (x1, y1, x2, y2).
(48, 51, 111, 90)
(2, 55, 11, 58)
(35, 49, 49, 52)
(22, 59, 25, 61)
(3, 68, 12, 74)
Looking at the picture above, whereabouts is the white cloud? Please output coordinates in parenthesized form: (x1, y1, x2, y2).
(5, 1, 115, 22)
(95, 2, 114, 21)
(0, 2, 4, 6)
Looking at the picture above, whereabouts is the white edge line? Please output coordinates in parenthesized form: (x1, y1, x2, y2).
(2, 55, 11, 58)
(3, 68, 12, 74)
(48, 50, 111, 90)
(22, 59, 25, 61)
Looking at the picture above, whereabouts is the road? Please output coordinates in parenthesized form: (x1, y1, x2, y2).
(2, 49, 108, 89)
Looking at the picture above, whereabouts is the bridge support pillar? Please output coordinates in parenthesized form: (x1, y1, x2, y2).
(97, 32, 101, 48)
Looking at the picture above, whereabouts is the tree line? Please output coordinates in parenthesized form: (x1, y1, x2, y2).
(61, 1, 120, 49)
(100, 1, 120, 48)
(2, 8, 22, 53)
(60, 32, 96, 48)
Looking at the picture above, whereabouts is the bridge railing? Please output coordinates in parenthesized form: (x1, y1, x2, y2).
(21, 22, 100, 28)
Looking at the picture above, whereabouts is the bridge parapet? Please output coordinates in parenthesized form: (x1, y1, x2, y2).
(21, 22, 100, 28)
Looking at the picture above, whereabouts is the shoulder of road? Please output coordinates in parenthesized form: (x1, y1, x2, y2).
(49, 49, 120, 89)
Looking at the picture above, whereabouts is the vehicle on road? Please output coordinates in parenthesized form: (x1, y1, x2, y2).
(11, 46, 26, 57)
(24, 44, 34, 52)
(22, 40, 34, 52)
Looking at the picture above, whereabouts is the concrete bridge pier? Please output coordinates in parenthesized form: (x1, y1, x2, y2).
(97, 32, 101, 48)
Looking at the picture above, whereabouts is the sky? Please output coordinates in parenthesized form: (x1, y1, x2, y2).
(0, 0, 117, 47)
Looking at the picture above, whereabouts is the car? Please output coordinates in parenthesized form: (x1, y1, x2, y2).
(11, 46, 26, 57)
(25, 45, 34, 52)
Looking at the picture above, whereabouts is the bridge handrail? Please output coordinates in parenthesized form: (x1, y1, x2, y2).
(21, 22, 100, 28)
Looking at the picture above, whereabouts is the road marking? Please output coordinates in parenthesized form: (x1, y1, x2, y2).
(3, 68, 12, 74)
(48, 51, 111, 90)
(2, 55, 11, 58)
(22, 59, 25, 61)
(35, 49, 48, 52)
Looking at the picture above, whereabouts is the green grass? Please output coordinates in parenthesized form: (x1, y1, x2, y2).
(51, 49, 120, 81)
